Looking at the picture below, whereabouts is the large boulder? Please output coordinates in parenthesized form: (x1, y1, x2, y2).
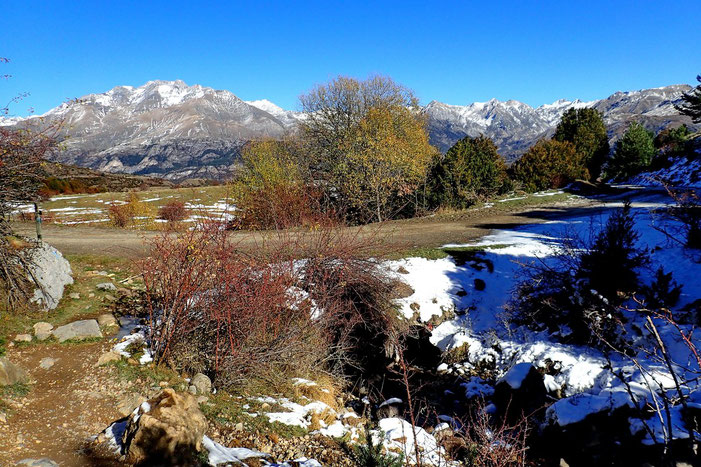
(0, 357, 28, 386)
(121, 388, 208, 464)
(26, 243, 73, 310)
(52, 319, 102, 343)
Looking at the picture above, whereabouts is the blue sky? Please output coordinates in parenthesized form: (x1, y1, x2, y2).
(2, 0, 698, 116)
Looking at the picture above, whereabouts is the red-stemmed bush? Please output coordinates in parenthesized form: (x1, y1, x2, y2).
(157, 200, 188, 223)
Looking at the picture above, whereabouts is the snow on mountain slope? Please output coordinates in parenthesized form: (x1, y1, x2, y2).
(5, 80, 696, 179)
(426, 84, 695, 159)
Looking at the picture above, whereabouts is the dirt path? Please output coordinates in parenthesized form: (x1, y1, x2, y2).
(12, 196, 600, 259)
(0, 341, 124, 466)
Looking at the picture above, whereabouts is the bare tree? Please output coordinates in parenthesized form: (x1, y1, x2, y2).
(0, 58, 62, 309)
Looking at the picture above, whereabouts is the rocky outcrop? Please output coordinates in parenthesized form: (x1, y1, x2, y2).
(121, 388, 208, 464)
(26, 243, 73, 310)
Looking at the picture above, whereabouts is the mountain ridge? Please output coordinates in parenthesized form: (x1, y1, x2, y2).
(2, 80, 696, 179)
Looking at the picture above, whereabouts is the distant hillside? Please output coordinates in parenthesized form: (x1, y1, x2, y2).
(2, 80, 697, 179)
(425, 85, 697, 161)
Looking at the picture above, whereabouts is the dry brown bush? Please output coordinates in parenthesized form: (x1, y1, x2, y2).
(141, 221, 402, 390)
(157, 200, 188, 223)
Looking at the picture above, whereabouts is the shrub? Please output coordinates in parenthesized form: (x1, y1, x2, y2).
(107, 192, 154, 228)
(229, 139, 334, 230)
(141, 222, 402, 390)
(429, 135, 509, 209)
(511, 139, 587, 192)
(157, 200, 188, 222)
(514, 201, 649, 345)
(348, 425, 404, 467)
(660, 186, 701, 250)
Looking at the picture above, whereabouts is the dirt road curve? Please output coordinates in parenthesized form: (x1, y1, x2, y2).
(12, 198, 599, 259)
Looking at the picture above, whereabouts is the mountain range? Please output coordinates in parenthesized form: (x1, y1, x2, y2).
(2, 80, 695, 180)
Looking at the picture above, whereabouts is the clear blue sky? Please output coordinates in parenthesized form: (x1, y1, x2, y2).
(2, 0, 699, 116)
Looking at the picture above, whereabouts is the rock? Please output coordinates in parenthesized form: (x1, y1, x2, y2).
(26, 243, 73, 310)
(97, 351, 121, 366)
(376, 397, 403, 419)
(121, 388, 207, 464)
(39, 357, 57, 370)
(397, 266, 409, 274)
(188, 385, 197, 395)
(14, 334, 32, 343)
(493, 363, 546, 424)
(391, 280, 415, 299)
(96, 282, 117, 292)
(191, 373, 212, 395)
(474, 278, 486, 291)
(51, 319, 102, 343)
(33, 322, 53, 341)
(0, 411, 6, 423)
(103, 294, 117, 302)
(0, 357, 28, 386)
(68, 292, 80, 300)
(97, 313, 118, 327)
(117, 394, 146, 417)
(16, 459, 59, 467)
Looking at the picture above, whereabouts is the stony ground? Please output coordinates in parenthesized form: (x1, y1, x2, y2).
(0, 340, 124, 465)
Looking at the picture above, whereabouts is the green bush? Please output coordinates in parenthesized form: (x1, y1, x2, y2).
(511, 139, 586, 192)
(606, 122, 656, 180)
(428, 135, 509, 208)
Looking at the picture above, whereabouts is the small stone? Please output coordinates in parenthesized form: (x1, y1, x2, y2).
(14, 334, 32, 343)
(97, 351, 121, 366)
(159, 381, 169, 387)
(39, 358, 57, 370)
(16, 459, 59, 467)
(33, 322, 54, 341)
(88, 293, 95, 298)
(234, 422, 244, 431)
(117, 394, 146, 417)
(96, 282, 117, 292)
(188, 385, 197, 395)
(103, 294, 117, 302)
(68, 293, 80, 300)
(33, 322, 53, 335)
(191, 373, 212, 395)
(0, 411, 6, 423)
(97, 314, 118, 327)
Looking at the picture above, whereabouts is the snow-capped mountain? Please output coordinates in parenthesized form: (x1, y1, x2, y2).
(3, 80, 301, 180)
(425, 84, 694, 159)
(3, 80, 695, 179)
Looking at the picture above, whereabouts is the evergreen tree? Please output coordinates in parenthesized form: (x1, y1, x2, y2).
(511, 139, 587, 192)
(553, 107, 610, 180)
(429, 135, 508, 208)
(606, 122, 656, 180)
(578, 201, 649, 301)
(675, 74, 701, 123)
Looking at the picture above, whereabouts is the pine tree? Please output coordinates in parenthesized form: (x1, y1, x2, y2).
(675, 75, 701, 123)
(553, 107, 610, 180)
(606, 122, 656, 180)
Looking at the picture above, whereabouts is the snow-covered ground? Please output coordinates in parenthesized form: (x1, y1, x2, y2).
(389, 195, 701, 442)
(625, 152, 701, 188)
